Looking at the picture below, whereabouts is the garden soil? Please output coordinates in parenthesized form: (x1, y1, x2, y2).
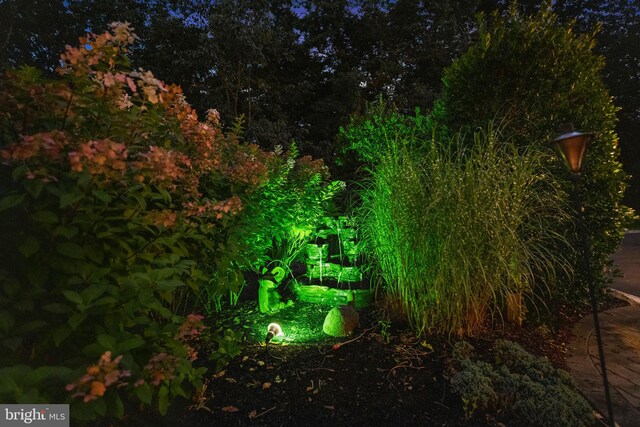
(101, 290, 626, 427)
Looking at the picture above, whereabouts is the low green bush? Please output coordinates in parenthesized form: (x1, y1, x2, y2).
(450, 340, 594, 426)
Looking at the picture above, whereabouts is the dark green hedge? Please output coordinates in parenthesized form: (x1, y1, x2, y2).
(436, 3, 632, 303)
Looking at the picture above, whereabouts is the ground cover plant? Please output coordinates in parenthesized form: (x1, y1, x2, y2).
(449, 340, 594, 426)
(0, 23, 335, 422)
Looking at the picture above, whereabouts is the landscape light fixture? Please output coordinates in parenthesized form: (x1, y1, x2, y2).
(552, 122, 592, 174)
(552, 123, 615, 427)
(265, 323, 284, 344)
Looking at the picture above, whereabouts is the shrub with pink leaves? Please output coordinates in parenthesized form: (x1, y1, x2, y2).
(0, 22, 335, 421)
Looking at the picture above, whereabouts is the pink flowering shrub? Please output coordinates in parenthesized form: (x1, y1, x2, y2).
(175, 314, 207, 362)
(0, 22, 329, 421)
(65, 352, 131, 403)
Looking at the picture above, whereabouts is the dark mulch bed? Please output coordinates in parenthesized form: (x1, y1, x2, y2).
(130, 292, 628, 427)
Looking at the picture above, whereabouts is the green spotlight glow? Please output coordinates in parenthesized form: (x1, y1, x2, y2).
(265, 322, 284, 344)
(268, 322, 283, 337)
(245, 303, 341, 344)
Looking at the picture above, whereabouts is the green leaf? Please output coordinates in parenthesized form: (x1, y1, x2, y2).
(27, 366, 72, 383)
(111, 395, 125, 418)
(81, 342, 103, 358)
(158, 386, 169, 415)
(11, 165, 28, 181)
(18, 236, 40, 258)
(27, 266, 47, 287)
(151, 303, 172, 319)
(68, 312, 87, 329)
(134, 383, 152, 405)
(97, 334, 117, 350)
(84, 242, 104, 264)
(81, 285, 105, 304)
(52, 326, 72, 346)
(91, 296, 117, 307)
(23, 179, 44, 198)
(30, 211, 58, 224)
(91, 189, 112, 204)
(171, 382, 187, 398)
(54, 225, 79, 239)
(117, 336, 145, 352)
(92, 397, 107, 416)
(158, 187, 171, 203)
(2, 336, 23, 352)
(61, 290, 82, 305)
(57, 242, 85, 259)
(132, 192, 147, 210)
(77, 171, 92, 188)
(69, 402, 96, 421)
(16, 388, 39, 404)
(60, 190, 84, 208)
(1, 279, 21, 298)
(0, 194, 25, 212)
(0, 365, 31, 383)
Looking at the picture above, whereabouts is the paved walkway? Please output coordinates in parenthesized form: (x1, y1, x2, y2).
(567, 231, 640, 427)
(610, 231, 640, 301)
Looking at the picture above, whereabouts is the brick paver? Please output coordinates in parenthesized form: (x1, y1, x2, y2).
(567, 231, 640, 427)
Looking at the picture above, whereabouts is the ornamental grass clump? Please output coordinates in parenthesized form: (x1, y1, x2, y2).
(358, 124, 572, 335)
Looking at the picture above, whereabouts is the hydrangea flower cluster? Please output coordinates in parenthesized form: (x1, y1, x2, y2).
(175, 313, 207, 362)
(65, 351, 130, 403)
(143, 352, 179, 386)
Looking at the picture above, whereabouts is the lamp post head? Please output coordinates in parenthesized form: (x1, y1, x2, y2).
(552, 123, 592, 174)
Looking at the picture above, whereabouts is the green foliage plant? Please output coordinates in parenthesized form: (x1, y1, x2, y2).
(0, 23, 272, 420)
(210, 142, 344, 300)
(450, 340, 594, 426)
(339, 97, 437, 168)
(437, 1, 633, 303)
(357, 119, 572, 335)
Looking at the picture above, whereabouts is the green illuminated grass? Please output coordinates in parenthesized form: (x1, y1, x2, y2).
(358, 125, 572, 335)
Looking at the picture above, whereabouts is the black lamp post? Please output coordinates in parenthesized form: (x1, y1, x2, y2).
(553, 123, 615, 427)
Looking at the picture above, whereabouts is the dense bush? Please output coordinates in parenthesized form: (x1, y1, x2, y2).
(0, 23, 332, 421)
(339, 98, 437, 167)
(202, 139, 344, 311)
(352, 110, 571, 335)
(450, 340, 594, 426)
(232, 144, 344, 272)
(437, 2, 632, 302)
